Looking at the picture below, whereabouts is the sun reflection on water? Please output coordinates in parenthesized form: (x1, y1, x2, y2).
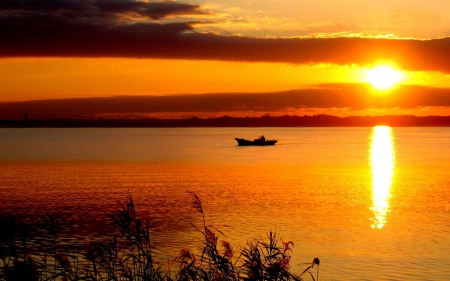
(370, 126, 396, 229)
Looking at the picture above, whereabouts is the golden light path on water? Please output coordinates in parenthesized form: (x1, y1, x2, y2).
(370, 126, 396, 229)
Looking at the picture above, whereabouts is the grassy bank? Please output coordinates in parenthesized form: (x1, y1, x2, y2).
(0, 192, 319, 281)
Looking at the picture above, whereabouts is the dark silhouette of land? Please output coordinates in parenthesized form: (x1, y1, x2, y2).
(2, 115, 450, 128)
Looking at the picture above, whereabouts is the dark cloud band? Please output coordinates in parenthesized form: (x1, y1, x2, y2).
(0, 0, 204, 20)
(1, 1, 450, 73)
(1, 84, 449, 119)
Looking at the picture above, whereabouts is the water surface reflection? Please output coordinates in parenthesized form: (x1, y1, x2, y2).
(370, 126, 396, 229)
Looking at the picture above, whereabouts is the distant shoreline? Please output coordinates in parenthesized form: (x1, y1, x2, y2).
(2, 115, 450, 128)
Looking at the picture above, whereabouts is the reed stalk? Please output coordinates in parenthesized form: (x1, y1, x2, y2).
(0, 194, 319, 281)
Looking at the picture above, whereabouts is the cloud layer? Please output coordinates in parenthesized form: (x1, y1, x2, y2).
(1, 0, 450, 73)
(1, 84, 450, 119)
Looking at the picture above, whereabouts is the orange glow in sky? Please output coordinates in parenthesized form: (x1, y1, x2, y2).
(1, 58, 448, 101)
(0, 58, 392, 101)
(1, 0, 450, 119)
(1, 57, 450, 119)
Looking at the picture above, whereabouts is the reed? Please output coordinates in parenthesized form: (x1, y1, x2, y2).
(0, 193, 319, 281)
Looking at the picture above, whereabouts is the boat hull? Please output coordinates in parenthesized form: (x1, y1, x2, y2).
(235, 138, 277, 146)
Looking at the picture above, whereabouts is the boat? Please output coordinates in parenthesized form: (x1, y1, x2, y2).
(235, 137, 277, 146)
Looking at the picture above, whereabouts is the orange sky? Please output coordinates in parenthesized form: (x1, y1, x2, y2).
(1, 0, 450, 119)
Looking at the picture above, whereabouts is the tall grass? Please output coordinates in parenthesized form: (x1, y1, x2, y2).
(0, 193, 319, 281)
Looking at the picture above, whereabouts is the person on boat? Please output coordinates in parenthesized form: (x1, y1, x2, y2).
(260, 135, 265, 142)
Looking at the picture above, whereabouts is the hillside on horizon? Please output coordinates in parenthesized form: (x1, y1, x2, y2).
(2, 114, 450, 128)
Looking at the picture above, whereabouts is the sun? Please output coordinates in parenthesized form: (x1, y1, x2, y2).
(365, 65, 403, 90)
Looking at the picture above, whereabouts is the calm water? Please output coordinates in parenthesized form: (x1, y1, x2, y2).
(1, 127, 450, 280)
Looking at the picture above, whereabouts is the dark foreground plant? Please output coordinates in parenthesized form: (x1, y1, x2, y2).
(299, 258, 320, 281)
(177, 192, 320, 281)
(82, 196, 167, 281)
(0, 194, 319, 281)
(240, 231, 301, 281)
(175, 191, 238, 281)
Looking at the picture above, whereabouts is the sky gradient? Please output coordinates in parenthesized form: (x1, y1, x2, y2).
(1, 0, 450, 119)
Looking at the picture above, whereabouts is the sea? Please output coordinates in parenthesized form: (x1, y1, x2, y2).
(1, 127, 449, 280)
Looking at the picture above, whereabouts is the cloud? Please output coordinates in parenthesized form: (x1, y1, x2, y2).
(1, 84, 449, 119)
(0, 0, 204, 20)
(1, 1, 450, 73)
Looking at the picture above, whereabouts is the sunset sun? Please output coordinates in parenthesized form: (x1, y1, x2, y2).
(366, 65, 403, 90)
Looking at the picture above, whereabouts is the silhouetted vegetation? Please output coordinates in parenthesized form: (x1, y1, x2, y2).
(2, 114, 450, 128)
(0, 193, 319, 281)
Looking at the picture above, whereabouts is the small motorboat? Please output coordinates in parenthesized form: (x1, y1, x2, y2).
(235, 137, 277, 146)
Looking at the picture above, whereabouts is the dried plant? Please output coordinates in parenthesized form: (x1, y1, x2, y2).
(0, 194, 320, 281)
